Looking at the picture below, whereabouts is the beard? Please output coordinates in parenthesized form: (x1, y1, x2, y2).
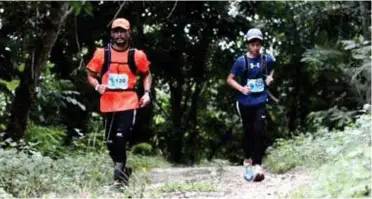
(113, 38, 127, 47)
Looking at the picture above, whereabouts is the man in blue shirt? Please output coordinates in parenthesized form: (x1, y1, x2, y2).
(226, 28, 275, 181)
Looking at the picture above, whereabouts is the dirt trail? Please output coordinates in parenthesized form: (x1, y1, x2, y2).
(141, 166, 312, 198)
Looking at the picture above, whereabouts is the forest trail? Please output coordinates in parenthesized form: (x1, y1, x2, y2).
(133, 166, 312, 198)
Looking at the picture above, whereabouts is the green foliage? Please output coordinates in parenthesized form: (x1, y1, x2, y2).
(30, 61, 85, 126)
(0, 149, 170, 198)
(292, 147, 371, 198)
(0, 150, 111, 198)
(340, 36, 371, 103)
(86, 111, 104, 130)
(127, 152, 172, 172)
(23, 122, 66, 158)
(69, 129, 107, 153)
(301, 36, 371, 106)
(265, 113, 371, 172)
(301, 34, 371, 130)
(306, 106, 359, 131)
(66, 112, 107, 153)
(22, 121, 104, 159)
(0, 78, 19, 92)
(265, 114, 371, 198)
(69, 1, 94, 16)
(0, 187, 13, 198)
(132, 142, 153, 156)
(0, 92, 10, 132)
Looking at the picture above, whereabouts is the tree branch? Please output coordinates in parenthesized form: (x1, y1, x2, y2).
(71, 15, 85, 75)
(166, 1, 178, 19)
(107, 1, 127, 27)
(62, 7, 74, 22)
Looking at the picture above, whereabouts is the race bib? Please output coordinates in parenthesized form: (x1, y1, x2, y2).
(108, 73, 128, 90)
(247, 78, 265, 93)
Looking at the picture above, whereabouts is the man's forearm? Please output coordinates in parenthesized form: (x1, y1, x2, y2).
(86, 70, 99, 89)
(143, 71, 152, 91)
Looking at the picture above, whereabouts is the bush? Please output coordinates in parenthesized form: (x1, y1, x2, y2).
(0, 187, 13, 198)
(24, 122, 67, 158)
(0, 150, 113, 198)
(22, 120, 107, 158)
(0, 148, 171, 198)
(132, 142, 153, 156)
(264, 114, 371, 198)
(292, 146, 371, 198)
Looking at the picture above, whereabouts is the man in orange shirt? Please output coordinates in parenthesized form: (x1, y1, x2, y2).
(86, 18, 152, 186)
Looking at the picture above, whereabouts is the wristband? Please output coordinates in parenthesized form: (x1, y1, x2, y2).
(95, 84, 100, 91)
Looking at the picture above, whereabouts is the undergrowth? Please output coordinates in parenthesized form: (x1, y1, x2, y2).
(264, 114, 371, 198)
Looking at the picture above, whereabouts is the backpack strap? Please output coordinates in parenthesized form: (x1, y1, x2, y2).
(260, 54, 269, 92)
(128, 48, 137, 75)
(260, 53, 268, 76)
(242, 54, 249, 85)
(100, 43, 111, 83)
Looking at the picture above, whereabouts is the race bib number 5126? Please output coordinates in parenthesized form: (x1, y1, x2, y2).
(108, 74, 128, 90)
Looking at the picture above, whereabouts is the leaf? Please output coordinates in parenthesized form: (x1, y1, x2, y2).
(342, 40, 357, 50)
(64, 96, 86, 110)
(0, 124, 5, 130)
(83, 2, 94, 16)
(70, 2, 83, 15)
(0, 78, 20, 92)
(18, 64, 25, 72)
(62, 90, 80, 95)
(39, 115, 45, 122)
(77, 103, 86, 111)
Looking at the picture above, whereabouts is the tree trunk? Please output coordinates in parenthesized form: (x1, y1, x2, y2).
(5, 3, 73, 142)
(184, 31, 212, 164)
(169, 82, 184, 163)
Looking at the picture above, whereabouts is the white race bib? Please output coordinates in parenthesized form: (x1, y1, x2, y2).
(108, 73, 128, 90)
(247, 78, 265, 93)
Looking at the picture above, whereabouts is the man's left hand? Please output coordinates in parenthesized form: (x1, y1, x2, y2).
(139, 92, 151, 108)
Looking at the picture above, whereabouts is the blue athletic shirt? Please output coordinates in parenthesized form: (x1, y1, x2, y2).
(230, 54, 275, 107)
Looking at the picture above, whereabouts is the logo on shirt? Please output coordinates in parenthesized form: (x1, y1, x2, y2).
(250, 62, 260, 69)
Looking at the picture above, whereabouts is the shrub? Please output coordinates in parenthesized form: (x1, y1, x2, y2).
(132, 142, 153, 156)
(264, 114, 371, 198)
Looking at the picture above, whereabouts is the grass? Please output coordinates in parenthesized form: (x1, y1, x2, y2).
(0, 149, 171, 198)
(157, 181, 220, 192)
(263, 114, 371, 198)
(141, 180, 222, 198)
(127, 153, 172, 171)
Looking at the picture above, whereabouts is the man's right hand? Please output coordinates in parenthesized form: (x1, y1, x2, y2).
(239, 85, 250, 95)
(96, 84, 108, 95)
